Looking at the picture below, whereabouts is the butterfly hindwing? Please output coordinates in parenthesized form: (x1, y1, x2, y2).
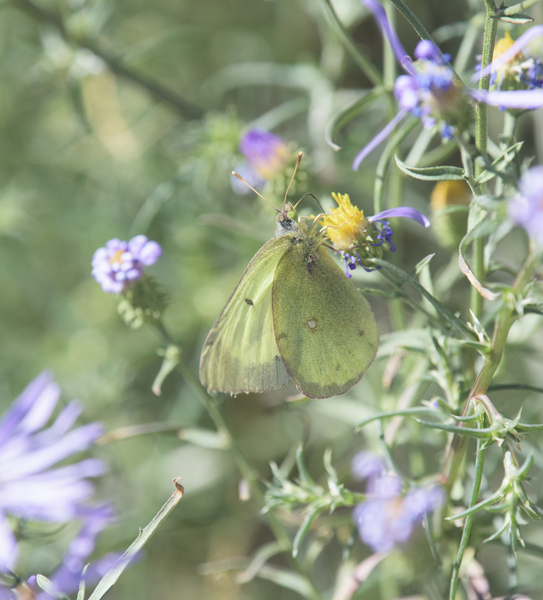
(200, 235, 293, 394)
(272, 237, 379, 399)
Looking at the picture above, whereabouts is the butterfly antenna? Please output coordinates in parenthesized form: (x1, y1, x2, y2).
(293, 193, 325, 213)
(283, 152, 303, 209)
(231, 171, 278, 212)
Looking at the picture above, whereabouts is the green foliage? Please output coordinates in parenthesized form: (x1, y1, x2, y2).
(2, 0, 543, 599)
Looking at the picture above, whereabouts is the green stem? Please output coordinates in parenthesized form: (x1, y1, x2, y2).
(442, 247, 539, 486)
(320, 0, 383, 86)
(10, 0, 204, 119)
(497, 0, 543, 16)
(470, 0, 498, 322)
(449, 439, 485, 600)
(155, 325, 323, 600)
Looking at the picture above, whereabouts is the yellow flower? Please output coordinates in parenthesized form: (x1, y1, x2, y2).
(491, 31, 524, 90)
(319, 193, 369, 251)
(430, 180, 471, 211)
(493, 30, 516, 61)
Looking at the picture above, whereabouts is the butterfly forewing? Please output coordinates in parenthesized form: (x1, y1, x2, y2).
(200, 236, 293, 394)
(272, 238, 379, 399)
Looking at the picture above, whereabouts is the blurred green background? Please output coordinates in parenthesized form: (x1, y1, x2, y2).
(2, 0, 543, 598)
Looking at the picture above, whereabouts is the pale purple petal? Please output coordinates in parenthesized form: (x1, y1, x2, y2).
(36, 401, 84, 443)
(371, 475, 403, 498)
(351, 452, 386, 481)
(414, 40, 440, 61)
(138, 241, 162, 266)
(353, 109, 408, 170)
(473, 25, 543, 82)
(127, 235, 148, 255)
(470, 88, 543, 109)
(0, 513, 18, 572)
(0, 423, 104, 480)
(361, 0, 413, 74)
(370, 207, 431, 227)
(18, 382, 60, 434)
(0, 372, 53, 445)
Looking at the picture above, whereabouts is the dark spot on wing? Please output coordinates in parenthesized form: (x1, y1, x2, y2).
(359, 329, 365, 336)
(245, 298, 254, 306)
(276, 333, 287, 341)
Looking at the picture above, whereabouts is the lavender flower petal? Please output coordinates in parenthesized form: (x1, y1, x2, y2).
(370, 207, 431, 227)
(351, 452, 386, 481)
(361, 0, 413, 73)
(470, 88, 543, 109)
(0, 372, 53, 446)
(353, 109, 408, 170)
(0, 373, 105, 564)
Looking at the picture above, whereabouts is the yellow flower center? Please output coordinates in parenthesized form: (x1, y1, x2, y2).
(493, 30, 516, 61)
(109, 249, 124, 265)
(318, 193, 369, 251)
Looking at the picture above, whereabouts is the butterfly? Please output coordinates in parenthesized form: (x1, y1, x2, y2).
(199, 156, 379, 399)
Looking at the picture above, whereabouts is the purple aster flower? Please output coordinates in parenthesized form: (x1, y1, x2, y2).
(231, 129, 290, 195)
(353, 474, 444, 553)
(0, 372, 105, 573)
(239, 129, 289, 179)
(508, 166, 543, 246)
(354, 0, 467, 169)
(91, 235, 162, 294)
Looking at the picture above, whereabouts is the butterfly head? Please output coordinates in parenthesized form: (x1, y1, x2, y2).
(275, 203, 300, 238)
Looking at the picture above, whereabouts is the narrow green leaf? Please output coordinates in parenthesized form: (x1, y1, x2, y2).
(36, 576, 70, 600)
(357, 406, 439, 430)
(236, 542, 287, 584)
(474, 141, 523, 185)
(296, 444, 316, 485)
(395, 156, 465, 181)
(456, 340, 491, 357)
(372, 259, 475, 340)
(458, 220, 502, 301)
(415, 253, 435, 275)
(292, 506, 324, 558)
(257, 564, 317, 599)
(516, 422, 543, 433)
(88, 482, 184, 600)
(415, 419, 501, 438)
(77, 565, 89, 600)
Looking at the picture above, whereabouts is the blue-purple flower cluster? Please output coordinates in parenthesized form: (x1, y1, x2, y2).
(231, 129, 290, 195)
(92, 235, 162, 294)
(0, 372, 105, 573)
(351, 452, 444, 553)
(354, 0, 543, 168)
(394, 41, 457, 141)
